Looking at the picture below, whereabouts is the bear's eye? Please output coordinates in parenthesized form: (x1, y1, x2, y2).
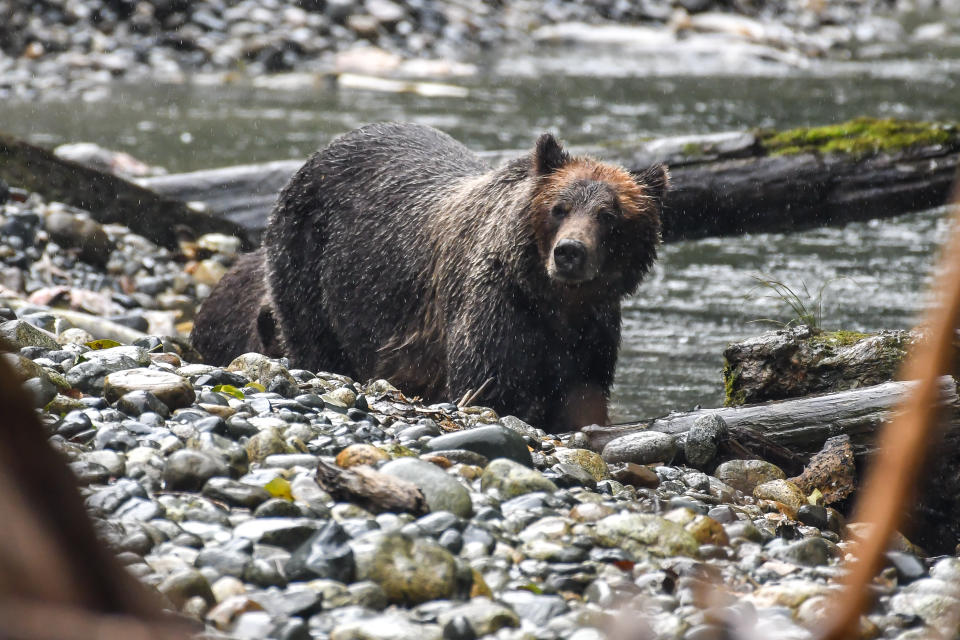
(550, 204, 568, 219)
(598, 207, 619, 222)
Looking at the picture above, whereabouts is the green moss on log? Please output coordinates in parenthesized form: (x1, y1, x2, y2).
(722, 361, 747, 407)
(759, 117, 955, 157)
(807, 330, 871, 348)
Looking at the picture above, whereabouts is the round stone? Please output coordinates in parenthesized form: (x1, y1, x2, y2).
(350, 531, 457, 605)
(104, 368, 195, 409)
(601, 431, 677, 465)
(480, 458, 558, 498)
(163, 449, 229, 491)
(553, 447, 609, 481)
(684, 414, 727, 468)
(380, 457, 472, 517)
(713, 459, 786, 494)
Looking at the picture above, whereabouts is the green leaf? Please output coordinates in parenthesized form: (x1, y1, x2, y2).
(212, 384, 244, 399)
(244, 381, 266, 393)
(263, 477, 293, 501)
(85, 339, 122, 350)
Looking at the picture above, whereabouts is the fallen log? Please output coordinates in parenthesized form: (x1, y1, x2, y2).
(0, 132, 253, 251)
(583, 376, 960, 459)
(138, 118, 960, 242)
(587, 376, 960, 551)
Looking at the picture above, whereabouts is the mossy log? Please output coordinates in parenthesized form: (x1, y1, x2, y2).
(722, 326, 925, 407)
(0, 132, 253, 251)
(138, 117, 960, 242)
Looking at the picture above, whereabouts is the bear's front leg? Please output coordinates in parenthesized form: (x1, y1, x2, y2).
(445, 308, 551, 429)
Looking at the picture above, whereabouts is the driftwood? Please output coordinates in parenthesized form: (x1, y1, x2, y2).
(584, 376, 960, 460)
(137, 122, 960, 242)
(0, 132, 253, 251)
(315, 459, 428, 516)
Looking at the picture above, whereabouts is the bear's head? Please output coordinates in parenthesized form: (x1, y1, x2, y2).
(530, 133, 667, 299)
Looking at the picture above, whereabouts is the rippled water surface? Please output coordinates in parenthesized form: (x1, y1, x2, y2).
(6, 20, 960, 419)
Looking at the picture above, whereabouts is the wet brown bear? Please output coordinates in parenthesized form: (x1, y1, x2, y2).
(197, 122, 666, 432)
(191, 248, 283, 364)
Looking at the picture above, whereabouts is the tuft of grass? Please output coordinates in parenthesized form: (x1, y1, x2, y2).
(745, 274, 849, 331)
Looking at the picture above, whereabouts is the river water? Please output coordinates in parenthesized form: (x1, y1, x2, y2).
(5, 13, 960, 420)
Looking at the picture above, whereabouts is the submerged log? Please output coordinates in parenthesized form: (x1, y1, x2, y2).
(0, 132, 253, 251)
(138, 118, 960, 242)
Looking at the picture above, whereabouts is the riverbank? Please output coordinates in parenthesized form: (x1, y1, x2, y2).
(3, 0, 958, 97)
(2, 179, 958, 640)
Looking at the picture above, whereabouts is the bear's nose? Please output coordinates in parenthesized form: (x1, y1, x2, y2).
(553, 239, 587, 277)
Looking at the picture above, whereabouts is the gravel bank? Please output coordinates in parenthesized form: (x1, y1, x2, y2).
(1, 182, 957, 639)
(0, 0, 926, 97)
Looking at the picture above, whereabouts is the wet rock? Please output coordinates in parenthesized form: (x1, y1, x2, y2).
(350, 531, 457, 604)
(202, 477, 272, 508)
(44, 209, 114, 266)
(246, 427, 294, 463)
(796, 504, 829, 530)
(498, 590, 568, 626)
(753, 479, 806, 510)
(714, 459, 786, 494)
(380, 457, 472, 517)
(329, 613, 442, 640)
(196, 547, 251, 579)
(424, 425, 532, 467)
(234, 518, 319, 550)
(227, 353, 298, 395)
(553, 447, 609, 481)
(104, 368, 196, 410)
(164, 449, 230, 491)
(595, 512, 699, 558)
(684, 414, 727, 468)
(601, 431, 677, 465)
(286, 520, 355, 582)
(889, 578, 960, 637)
(886, 551, 927, 584)
(436, 597, 519, 636)
(609, 461, 660, 488)
(116, 389, 171, 417)
(480, 458, 558, 498)
(337, 443, 390, 467)
(0, 319, 59, 350)
(158, 568, 216, 609)
(769, 536, 835, 567)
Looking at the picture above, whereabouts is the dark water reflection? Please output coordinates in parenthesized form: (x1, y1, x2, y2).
(5, 39, 960, 418)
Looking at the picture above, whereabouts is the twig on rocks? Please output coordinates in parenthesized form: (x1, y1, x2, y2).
(459, 377, 494, 408)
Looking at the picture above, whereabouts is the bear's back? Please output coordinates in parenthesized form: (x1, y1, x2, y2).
(263, 122, 494, 378)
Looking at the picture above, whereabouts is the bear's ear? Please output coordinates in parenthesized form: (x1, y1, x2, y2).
(632, 163, 670, 206)
(533, 133, 569, 176)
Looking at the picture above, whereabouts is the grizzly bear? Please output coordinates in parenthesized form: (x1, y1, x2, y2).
(194, 122, 666, 432)
(190, 248, 283, 364)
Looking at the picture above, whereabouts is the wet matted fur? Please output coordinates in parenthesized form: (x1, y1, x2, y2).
(256, 122, 667, 432)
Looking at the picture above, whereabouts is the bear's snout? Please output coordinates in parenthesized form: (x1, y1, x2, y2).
(553, 239, 588, 278)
